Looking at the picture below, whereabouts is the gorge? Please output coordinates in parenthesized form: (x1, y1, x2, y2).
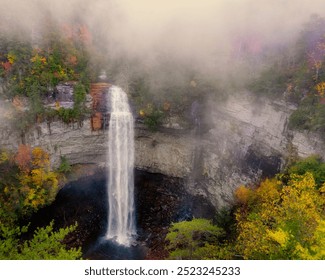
(1, 86, 324, 211)
(1, 0, 325, 263)
(1, 81, 325, 259)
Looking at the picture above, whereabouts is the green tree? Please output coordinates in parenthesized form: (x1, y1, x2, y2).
(165, 218, 228, 260)
(0, 222, 82, 260)
(288, 155, 325, 188)
(57, 156, 72, 174)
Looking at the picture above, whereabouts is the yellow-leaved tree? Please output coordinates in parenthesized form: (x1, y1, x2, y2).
(234, 173, 325, 259)
(1, 145, 58, 222)
(18, 146, 58, 216)
(0, 147, 81, 260)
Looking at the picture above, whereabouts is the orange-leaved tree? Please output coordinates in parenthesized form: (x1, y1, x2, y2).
(15, 144, 31, 171)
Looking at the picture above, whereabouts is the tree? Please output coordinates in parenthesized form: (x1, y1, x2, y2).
(165, 218, 228, 260)
(0, 148, 81, 260)
(14, 144, 31, 171)
(288, 155, 325, 188)
(315, 82, 325, 97)
(234, 173, 325, 259)
(0, 222, 82, 260)
(1, 147, 58, 222)
(18, 147, 58, 216)
(31, 146, 50, 168)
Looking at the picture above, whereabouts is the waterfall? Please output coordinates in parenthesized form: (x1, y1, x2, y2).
(106, 86, 135, 246)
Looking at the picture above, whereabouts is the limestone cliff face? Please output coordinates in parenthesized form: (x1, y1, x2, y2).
(135, 92, 325, 209)
(0, 116, 107, 167)
(0, 92, 324, 209)
(131, 93, 291, 208)
(135, 127, 194, 178)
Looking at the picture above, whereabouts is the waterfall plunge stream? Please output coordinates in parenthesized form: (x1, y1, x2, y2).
(106, 86, 135, 246)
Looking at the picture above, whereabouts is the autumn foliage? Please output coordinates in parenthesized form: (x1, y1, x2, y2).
(166, 169, 325, 260)
(15, 144, 31, 171)
(1, 147, 58, 224)
(235, 173, 325, 259)
(234, 185, 252, 205)
(0, 148, 80, 260)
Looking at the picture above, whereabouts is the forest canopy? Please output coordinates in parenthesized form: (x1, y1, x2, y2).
(165, 161, 325, 260)
(0, 146, 81, 260)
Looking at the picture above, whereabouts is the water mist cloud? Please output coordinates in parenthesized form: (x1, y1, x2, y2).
(106, 1, 325, 57)
(1, 0, 325, 80)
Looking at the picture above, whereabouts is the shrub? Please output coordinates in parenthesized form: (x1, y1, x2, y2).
(165, 218, 227, 259)
(288, 155, 325, 188)
(0, 222, 82, 260)
(144, 109, 164, 131)
(58, 156, 72, 174)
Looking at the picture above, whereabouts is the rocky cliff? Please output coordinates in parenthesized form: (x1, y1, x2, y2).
(135, 92, 325, 208)
(0, 91, 324, 210)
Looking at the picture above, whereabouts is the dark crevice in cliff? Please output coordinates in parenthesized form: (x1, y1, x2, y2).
(242, 146, 282, 179)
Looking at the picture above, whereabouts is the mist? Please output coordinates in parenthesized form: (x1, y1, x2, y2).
(2, 0, 325, 87)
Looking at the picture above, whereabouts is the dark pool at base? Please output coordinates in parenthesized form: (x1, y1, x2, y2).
(26, 169, 215, 259)
(83, 237, 147, 260)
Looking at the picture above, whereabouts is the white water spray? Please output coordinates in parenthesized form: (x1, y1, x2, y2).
(106, 86, 135, 246)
